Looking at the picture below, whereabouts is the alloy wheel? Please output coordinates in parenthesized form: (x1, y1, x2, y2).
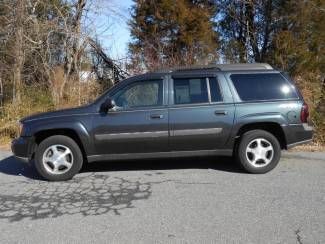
(42, 144, 74, 174)
(245, 138, 274, 168)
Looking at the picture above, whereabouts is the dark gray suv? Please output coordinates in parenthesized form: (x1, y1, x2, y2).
(12, 63, 313, 181)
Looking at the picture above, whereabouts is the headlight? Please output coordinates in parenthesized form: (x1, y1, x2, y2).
(18, 122, 24, 136)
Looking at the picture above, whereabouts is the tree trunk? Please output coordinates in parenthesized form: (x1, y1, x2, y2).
(61, 0, 86, 105)
(245, 1, 261, 62)
(64, 0, 86, 78)
(317, 78, 325, 114)
(12, 0, 25, 104)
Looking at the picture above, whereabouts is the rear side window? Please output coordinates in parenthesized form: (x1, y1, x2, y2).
(230, 73, 298, 101)
(174, 78, 208, 104)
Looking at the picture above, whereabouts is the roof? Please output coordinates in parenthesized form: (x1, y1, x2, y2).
(154, 63, 273, 73)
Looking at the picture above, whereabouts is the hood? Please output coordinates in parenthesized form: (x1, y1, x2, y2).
(21, 104, 95, 123)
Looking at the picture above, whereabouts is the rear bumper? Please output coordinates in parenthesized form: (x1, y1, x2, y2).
(285, 123, 313, 149)
(287, 139, 313, 149)
(11, 136, 34, 162)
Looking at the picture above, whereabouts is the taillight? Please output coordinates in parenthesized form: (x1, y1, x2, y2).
(300, 102, 309, 123)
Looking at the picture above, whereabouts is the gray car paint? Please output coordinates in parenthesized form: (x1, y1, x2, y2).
(167, 73, 235, 152)
(11, 67, 313, 163)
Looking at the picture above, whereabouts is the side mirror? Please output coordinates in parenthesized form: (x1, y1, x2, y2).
(100, 98, 116, 113)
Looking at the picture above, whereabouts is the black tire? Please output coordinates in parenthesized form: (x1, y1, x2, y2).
(34, 135, 83, 181)
(236, 130, 281, 174)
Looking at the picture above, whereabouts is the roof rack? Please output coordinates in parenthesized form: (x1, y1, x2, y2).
(214, 63, 273, 71)
(154, 63, 273, 73)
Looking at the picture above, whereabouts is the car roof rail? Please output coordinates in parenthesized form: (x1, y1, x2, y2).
(153, 65, 220, 73)
(153, 63, 273, 73)
(214, 63, 273, 71)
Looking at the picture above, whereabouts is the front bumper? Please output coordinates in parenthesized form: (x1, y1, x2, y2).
(286, 123, 313, 149)
(11, 136, 34, 163)
(14, 155, 29, 163)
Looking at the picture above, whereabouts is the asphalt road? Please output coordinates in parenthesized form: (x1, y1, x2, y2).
(0, 150, 324, 244)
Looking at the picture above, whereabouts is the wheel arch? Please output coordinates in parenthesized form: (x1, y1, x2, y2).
(234, 122, 287, 153)
(31, 124, 91, 162)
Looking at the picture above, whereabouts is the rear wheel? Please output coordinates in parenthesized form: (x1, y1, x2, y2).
(236, 130, 281, 174)
(35, 135, 83, 181)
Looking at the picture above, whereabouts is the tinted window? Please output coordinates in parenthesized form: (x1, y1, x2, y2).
(209, 78, 223, 102)
(114, 80, 163, 109)
(231, 73, 298, 101)
(174, 78, 208, 104)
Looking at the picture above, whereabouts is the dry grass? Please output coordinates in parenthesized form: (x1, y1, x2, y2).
(288, 143, 325, 152)
(0, 81, 103, 147)
(0, 144, 10, 151)
(0, 76, 324, 151)
(0, 84, 54, 146)
(296, 74, 325, 145)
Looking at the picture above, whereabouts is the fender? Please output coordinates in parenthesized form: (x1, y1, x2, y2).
(226, 112, 289, 148)
(25, 116, 94, 156)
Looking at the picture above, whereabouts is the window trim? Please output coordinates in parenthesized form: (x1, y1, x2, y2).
(206, 77, 212, 102)
(208, 77, 224, 104)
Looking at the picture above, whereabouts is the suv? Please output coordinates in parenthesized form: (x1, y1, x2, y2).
(12, 63, 313, 181)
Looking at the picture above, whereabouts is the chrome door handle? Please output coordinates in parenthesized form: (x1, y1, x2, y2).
(214, 110, 227, 115)
(150, 114, 164, 119)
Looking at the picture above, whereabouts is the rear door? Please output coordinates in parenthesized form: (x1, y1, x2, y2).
(168, 73, 235, 151)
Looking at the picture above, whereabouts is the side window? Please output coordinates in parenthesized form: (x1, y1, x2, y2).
(173, 78, 208, 104)
(113, 80, 163, 109)
(231, 73, 298, 101)
(209, 77, 223, 102)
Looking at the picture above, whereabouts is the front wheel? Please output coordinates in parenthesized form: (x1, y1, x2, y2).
(34, 135, 83, 181)
(236, 130, 281, 174)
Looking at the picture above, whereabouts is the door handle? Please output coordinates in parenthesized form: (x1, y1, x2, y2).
(150, 114, 164, 119)
(214, 110, 227, 115)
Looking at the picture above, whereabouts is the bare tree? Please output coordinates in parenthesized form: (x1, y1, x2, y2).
(12, 0, 26, 103)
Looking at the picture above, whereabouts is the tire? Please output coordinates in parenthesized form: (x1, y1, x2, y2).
(236, 130, 281, 174)
(34, 135, 83, 181)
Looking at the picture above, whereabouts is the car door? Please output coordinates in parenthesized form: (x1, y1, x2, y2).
(169, 73, 235, 152)
(92, 78, 169, 155)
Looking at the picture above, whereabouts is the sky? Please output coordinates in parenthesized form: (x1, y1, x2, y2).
(92, 0, 133, 61)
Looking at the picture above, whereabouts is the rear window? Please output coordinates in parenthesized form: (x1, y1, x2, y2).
(230, 73, 298, 101)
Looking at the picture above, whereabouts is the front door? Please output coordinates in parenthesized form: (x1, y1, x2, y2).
(169, 75, 235, 151)
(92, 79, 168, 155)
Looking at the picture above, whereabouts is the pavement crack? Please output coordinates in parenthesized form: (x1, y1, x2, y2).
(0, 175, 154, 222)
(173, 180, 216, 185)
(295, 229, 303, 244)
